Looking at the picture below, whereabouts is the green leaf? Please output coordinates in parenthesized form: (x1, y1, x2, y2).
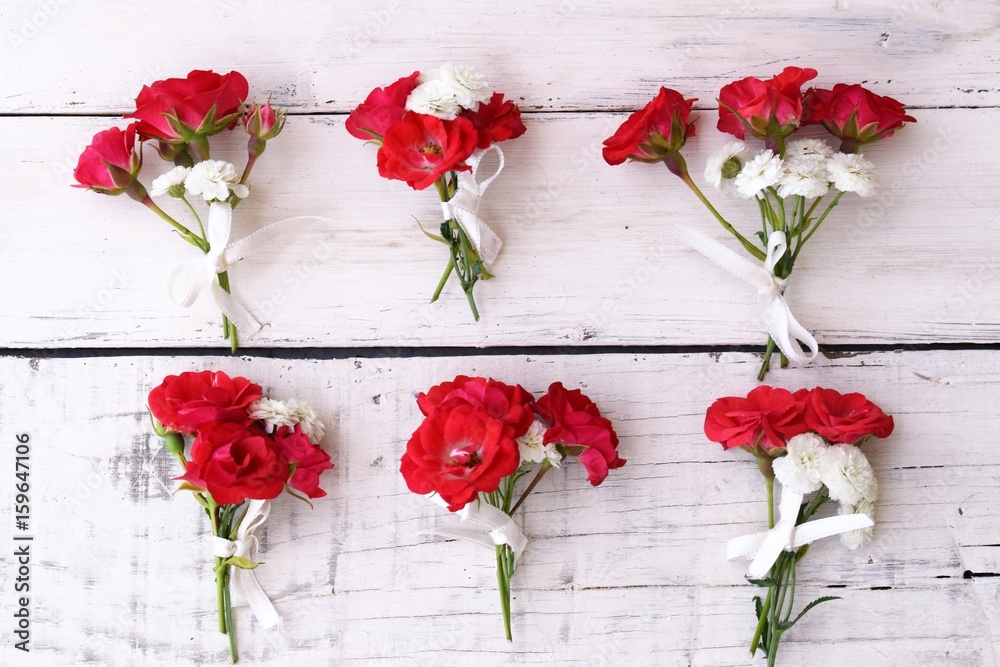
(753, 595, 763, 618)
(412, 216, 449, 245)
(174, 481, 207, 494)
(284, 483, 314, 509)
(778, 595, 841, 631)
(224, 557, 260, 570)
(747, 577, 776, 588)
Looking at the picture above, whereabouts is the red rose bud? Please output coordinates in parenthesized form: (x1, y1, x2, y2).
(536, 382, 624, 486)
(178, 422, 288, 506)
(148, 370, 262, 434)
(704, 385, 809, 453)
(126, 69, 249, 161)
(243, 101, 286, 161)
(399, 404, 520, 511)
(346, 71, 420, 143)
(802, 387, 894, 444)
(463, 92, 527, 149)
(243, 102, 285, 141)
(805, 84, 915, 153)
(718, 67, 817, 148)
(73, 124, 145, 197)
(376, 112, 478, 190)
(602, 87, 697, 166)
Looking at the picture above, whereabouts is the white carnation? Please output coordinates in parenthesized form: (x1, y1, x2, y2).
(149, 166, 190, 197)
(184, 160, 250, 202)
(704, 142, 751, 196)
(517, 420, 563, 467)
(287, 399, 327, 445)
(248, 398, 296, 433)
(827, 153, 877, 197)
(772, 432, 827, 494)
(785, 139, 834, 162)
(426, 63, 492, 110)
(777, 158, 830, 199)
(249, 397, 326, 444)
(820, 444, 877, 506)
(405, 79, 463, 120)
(734, 150, 784, 199)
(839, 496, 876, 550)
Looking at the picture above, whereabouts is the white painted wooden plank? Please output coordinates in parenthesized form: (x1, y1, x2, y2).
(0, 350, 997, 665)
(2, 109, 996, 348)
(2, 0, 998, 113)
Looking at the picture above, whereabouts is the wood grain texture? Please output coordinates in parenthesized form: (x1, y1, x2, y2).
(2, 108, 996, 348)
(1, 0, 998, 113)
(0, 351, 996, 666)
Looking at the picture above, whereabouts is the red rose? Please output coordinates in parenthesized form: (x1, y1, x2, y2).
(717, 67, 817, 144)
(536, 383, 625, 486)
(417, 375, 536, 438)
(126, 70, 248, 160)
(73, 125, 143, 195)
(463, 92, 526, 149)
(602, 87, 697, 165)
(178, 422, 288, 505)
(805, 84, 915, 153)
(400, 404, 520, 511)
(346, 71, 420, 142)
(704, 385, 808, 452)
(803, 387, 894, 444)
(274, 426, 333, 499)
(376, 112, 477, 190)
(148, 370, 262, 434)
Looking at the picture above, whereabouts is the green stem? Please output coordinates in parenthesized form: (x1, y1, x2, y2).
(464, 284, 480, 321)
(430, 254, 456, 303)
(224, 575, 237, 663)
(681, 171, 766, 260)
(758, 337, 777, 381)
(217, 271, 238, 353)
(791, 192, 845, 263)
(180, 195, 207, 241)
(510, 462, 551, 515)
(140, 197, 208, 252)
(495, 544, 513, 642)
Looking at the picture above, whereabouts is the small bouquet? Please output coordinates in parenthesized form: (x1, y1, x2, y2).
(148, 370, 333, 663)
(703, 386, 894, 665)
(74, 70, 321, 351)
(400, 376, 625, 640)
(603, 69, 915, 378)
(347, 65, 526, 320)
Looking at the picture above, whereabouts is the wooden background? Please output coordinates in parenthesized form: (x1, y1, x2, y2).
(1, 1, 998, 665)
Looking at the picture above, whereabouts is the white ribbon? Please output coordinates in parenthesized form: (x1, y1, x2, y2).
(440, 145, 505, 267)
(211, 499, 279, 629)
(674, 225, 819, 365)
(727, 485, 874, 579)
(421, 493, 528, 565)
(167, 202, 331, 337)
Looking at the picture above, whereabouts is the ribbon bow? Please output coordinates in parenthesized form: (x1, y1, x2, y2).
(211, 499, 279, 628)
(421, 493, 528, 565)
(167, 202, 330, 336)
(440, 145, 505, 267)
(727, 484, 874, 578)
(673, 225, 819, 365)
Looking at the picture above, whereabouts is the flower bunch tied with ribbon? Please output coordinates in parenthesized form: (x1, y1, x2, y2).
(400, 376, 624, 641)
(348, 64, 526, 320)
(74, 69, 324, 351)
(704, 386, 894, 666)
(148, 370, 333, 663)
(603, 70, 915, 379)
